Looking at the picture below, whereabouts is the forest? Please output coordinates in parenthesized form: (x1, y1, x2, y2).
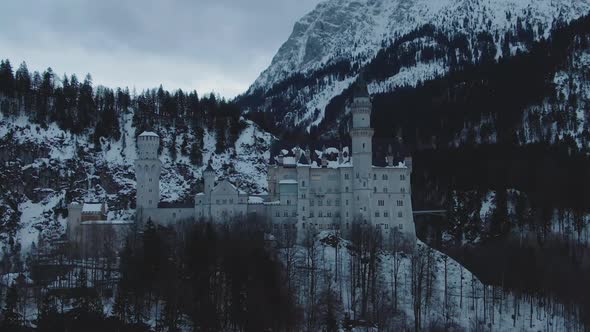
(0, 59, 246, 165)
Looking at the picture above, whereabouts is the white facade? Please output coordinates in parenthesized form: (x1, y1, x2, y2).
(69, 86, 416, 247)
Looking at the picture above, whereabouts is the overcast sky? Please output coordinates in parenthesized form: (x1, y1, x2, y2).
(1, 0, 322, 98)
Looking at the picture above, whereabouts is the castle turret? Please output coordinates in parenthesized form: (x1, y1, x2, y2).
(351, 76, 374, 222)
(135, 132, 161, 210)
(67, 203, 83, 243)
(387, 144, 395, 167)
(203, 161, 215, 204)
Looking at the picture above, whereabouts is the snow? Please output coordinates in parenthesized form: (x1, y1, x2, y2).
(139, 131, 158, 137)
(279, 179, 298, 184)
(246, 0, 590, 129)
(81, 220, 133, 225)
(82, 203, 104, 213)
(282, 156, 296, 166)
(17, 190, 66, 253)
(248, 196, 265, 204)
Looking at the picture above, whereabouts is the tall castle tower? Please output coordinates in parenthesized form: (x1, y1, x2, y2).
(351, 78, 374, 222)
(135, 132, 161, 210)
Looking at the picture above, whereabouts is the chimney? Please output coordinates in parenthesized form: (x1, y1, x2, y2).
(387, 144, 394, 167)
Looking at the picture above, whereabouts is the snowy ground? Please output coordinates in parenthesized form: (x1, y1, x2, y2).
(295, 233, 582, 331)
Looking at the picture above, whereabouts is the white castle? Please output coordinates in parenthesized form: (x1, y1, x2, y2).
(67, 83, 416, 253)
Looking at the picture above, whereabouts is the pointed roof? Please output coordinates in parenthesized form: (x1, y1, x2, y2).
(204, 160, 214, 173)
(298, 153, 309, 165)
(353, 73, 369, 98)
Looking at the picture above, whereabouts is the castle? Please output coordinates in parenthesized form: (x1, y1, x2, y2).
(67, 83, 416, 253)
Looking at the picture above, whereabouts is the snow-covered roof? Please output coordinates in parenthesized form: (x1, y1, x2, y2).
(196, 193, 205, 196)
(282, 156, 296, 166)
(139, 131, 159, 137)
(248, 196, 264, 204)
(81, 220, 134, 225)
(279, 179, 298, 184)
(264, 200, 281, 206)
(82, 203, 104, 213)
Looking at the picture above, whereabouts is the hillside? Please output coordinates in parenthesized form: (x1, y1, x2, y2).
(0, 84, 273, 252)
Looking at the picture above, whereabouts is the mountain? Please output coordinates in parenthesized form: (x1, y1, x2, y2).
(239, 0, 590, 133)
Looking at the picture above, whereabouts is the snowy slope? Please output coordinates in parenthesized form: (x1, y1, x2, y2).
(0, 110, 274, 252)
(241, 0, 590, 130)
(296, 233, 581, 330)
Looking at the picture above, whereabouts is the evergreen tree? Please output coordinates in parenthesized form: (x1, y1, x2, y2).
(1, 284, 21, 330)
(0, 59, 15, 96)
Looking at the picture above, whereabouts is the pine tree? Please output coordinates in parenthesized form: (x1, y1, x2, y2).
(1, 284, 21, 330)
(0, 59, 15, 96)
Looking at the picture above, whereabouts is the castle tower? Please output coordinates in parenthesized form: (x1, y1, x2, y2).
(351, 77, 374, 222)
(67, 203, 83, 243)
(203, 161, 215, 204)
(135, 132, 161, 210)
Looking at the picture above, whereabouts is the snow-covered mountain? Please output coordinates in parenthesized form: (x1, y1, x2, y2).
(240, 0, 590, 131)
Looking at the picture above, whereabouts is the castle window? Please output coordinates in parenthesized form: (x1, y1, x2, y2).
(345, 173, 349, 180)
(303, 223, 306, 229)
(400, 174, 406, 181)
(302, 206, 305, 211)
(401, 188, 405, 194)
(301, 193, 306, 199)
(384, 212, 389, 217)
(346, 223, 349, 229)
(301, 180, 305, 187)
(327, 212, 332, 217)
(378, 200, 385, 206)
(287, 200, 291, 205)
(310, 212, 314, 217)
(363, 182, 366, 187)
(310, 200, 314, 206)
(346, 200, 349, 206)
(362, 143, 366, 150)
(284, 211, 288, 217)
(327, 199, 331, 206)
(276, 211, 280, 217)
(399, 223, 403, 229)
(398, 212, 403, 218)
(319, 211, 323, 217)
(397, 200, 404, 207)
(302, 217, 306, 221)
(318, 200, 323, 206)
(382, 174, 388, 180)
(373, 174, 377, 180)
(385, 224, 389, 229)
(149, 189, 152, 193)
(292, 211, 297, 217)
(384, 187, 388, 193)
(149, 178, 152, 182)
(356, 172, 359, 179)
(374, 187, 377, 193)
(336, 199, 340, 206)
(375, 212, 380, 218)
(173, 213, 176, 218)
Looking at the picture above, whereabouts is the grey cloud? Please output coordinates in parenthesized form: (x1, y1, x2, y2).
(0, 0, 322, 97)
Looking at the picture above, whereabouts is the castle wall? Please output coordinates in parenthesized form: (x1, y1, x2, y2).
(141, 207, 195, 225)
